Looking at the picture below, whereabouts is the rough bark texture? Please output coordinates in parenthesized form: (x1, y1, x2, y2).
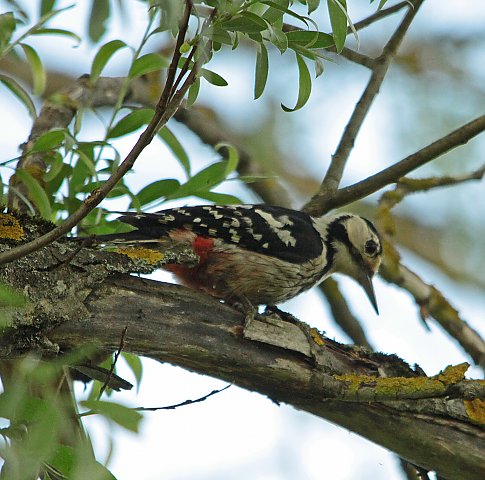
(0, 217, 484, 480)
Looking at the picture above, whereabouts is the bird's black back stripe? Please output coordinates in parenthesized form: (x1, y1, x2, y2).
(117, 204, 324, 263)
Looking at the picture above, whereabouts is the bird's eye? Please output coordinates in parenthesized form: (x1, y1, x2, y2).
(365, 239, 378, 256)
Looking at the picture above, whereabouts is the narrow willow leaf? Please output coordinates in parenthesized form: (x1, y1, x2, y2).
(286, 30, 334, 49)
(90, 39, 127, 83)
(81, 400, 142, 433)
(307, 0, 321, 14)
(31, 129, 65, 152)
(0, 74, 37, 119)
(169, 161, 232, 199)
(267, 25, 288, 53)
(204, 27, 233, 45)
(327, 0, 347, 53)
(254, 42, 269, 99)
(88, 0, 110, 43)
(20, 43, 46, 95)
(281, 52, 311, 112)
(133, 179, 180, 207)
(200, 69, 228, 87)
(196, 191, 242, 204)
(128, 52, 169, 79)
(215, 143, 239, 176)
(15, 169, 52, 219)
(44, 152, 64, 182)
(121, 353, 143, 390)
(40, 0, 58, 17)
(158, 126, 191, 176)
(0, 12, 16, 53)
(186, 77, 200, 107)
(221, 12, 269, 33)
(31, 28, 81, 45)
(107, 108, 154, 139)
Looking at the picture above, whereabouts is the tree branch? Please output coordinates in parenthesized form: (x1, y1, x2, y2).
(0, 2, 201, 266)
(44, 274, 484, 480)
(317, 114, 485, 213)
(304, 0, 424, 215)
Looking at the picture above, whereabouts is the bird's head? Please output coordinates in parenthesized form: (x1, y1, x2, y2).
(325, 214, 382, 314)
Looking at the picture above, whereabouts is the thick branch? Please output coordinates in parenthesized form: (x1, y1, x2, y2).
(42, 275, 485, 480)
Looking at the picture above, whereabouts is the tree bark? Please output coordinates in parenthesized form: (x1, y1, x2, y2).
(0, 218, 484, 480)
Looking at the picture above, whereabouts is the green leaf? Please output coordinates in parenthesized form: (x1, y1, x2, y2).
(15, 169, 52, 219)
(282, 52, 312, 112)
(44, 152, 64, 182)
(129, 52, 169, 79)
(221, 12, 269, 33)
(108, 108, 154, 139)
(215, 143, 239, 176)
(40, 0, 58, 17)
(307, 0, 321, 14)
(168, 161, 236, 200)
(81, 400, 142, 433)
(75, 148, 98, 177)
(262, 0, 289, 24)
(327, 0, 347, 53)
(20, 43, 46, 95)
(91, 39, 127, 83)
(132, 179, 180, 207)
(186, 77, 200, 107)
(88, 0, 110, 43)
(200, 68, 228, 87)
(121, 352, 143, 391)
(204, 26, 233, 45)
(31, 129, 65, 152)
(195, 191, 242, 204)
(0, 12, 16, 54)
(158, 126, 191, 176)
(267, 25, 288, 53)
(254, 42, 269, 99)
(0, 73, 37, 119)
(238, 174, 275, 183)
(31, 28, 81, 45)
(286, 30, 334, 49)
(50, 444, 118, 480)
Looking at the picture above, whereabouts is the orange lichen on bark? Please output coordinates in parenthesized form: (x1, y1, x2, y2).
(0, 214, 25, 240)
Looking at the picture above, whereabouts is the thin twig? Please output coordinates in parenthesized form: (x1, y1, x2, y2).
(352, 2, 411, 32)
(319, 114, 485, 212)
(307, 0, 423, 212)
(134, 384, 231, 411)
(97, 326, 128, 399)
(158, 1, 192, 111)
(0, 1, 200, 266)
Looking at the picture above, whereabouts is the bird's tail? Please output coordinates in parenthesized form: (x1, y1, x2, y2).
(71, 230, 162, 246)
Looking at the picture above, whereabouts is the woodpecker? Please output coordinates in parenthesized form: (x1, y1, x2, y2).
(93, 204, 382, 315)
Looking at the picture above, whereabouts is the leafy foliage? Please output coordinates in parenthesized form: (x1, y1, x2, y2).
(0, 0, 389, 476)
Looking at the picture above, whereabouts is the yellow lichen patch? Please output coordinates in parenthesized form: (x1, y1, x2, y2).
(464, 399, 485, 425)
(310, 328, 325, 346)
(374, 376, 443, 397)
(117, 246, 164, 264)
(435, 363, 469, 385)
(334, 373, 446, 398)
(0, 214, 25, 240)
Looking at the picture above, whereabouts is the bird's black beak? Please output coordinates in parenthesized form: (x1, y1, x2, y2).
(358, 272, 379, 315)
